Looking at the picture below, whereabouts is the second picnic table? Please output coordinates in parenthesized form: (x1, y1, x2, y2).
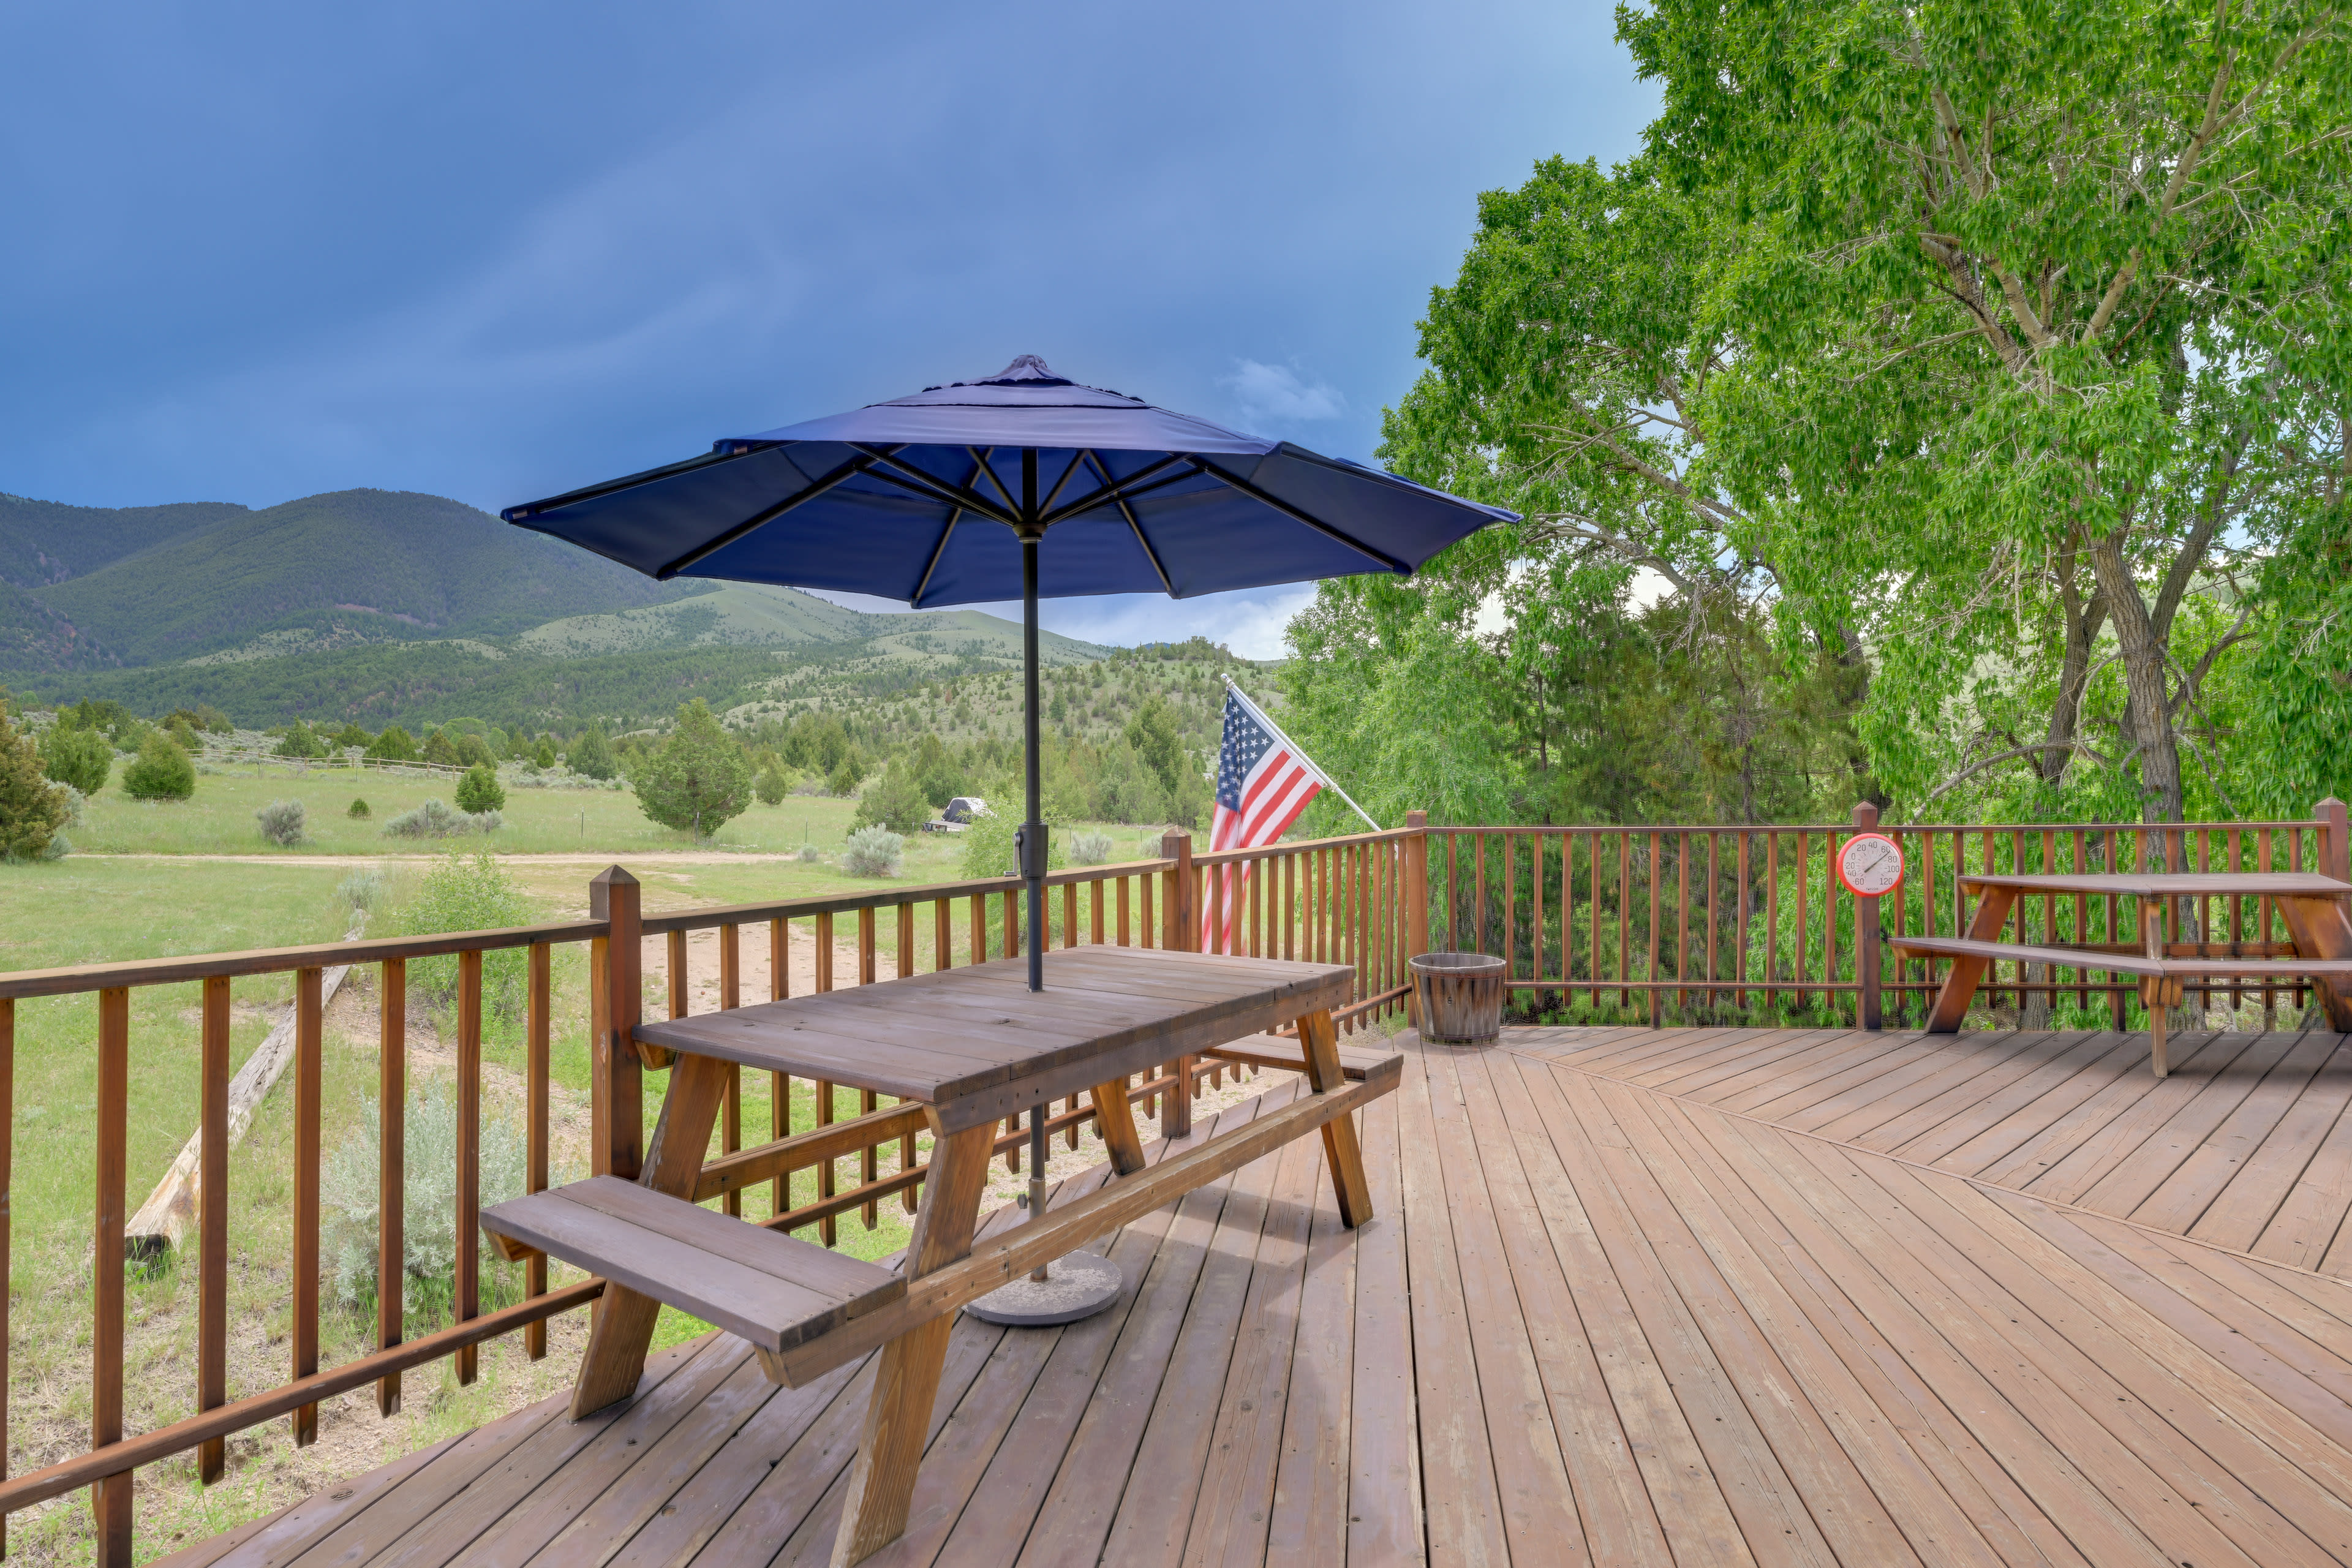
(481, 943, 1397, 1567)
(1893, 870, 2352, 1076)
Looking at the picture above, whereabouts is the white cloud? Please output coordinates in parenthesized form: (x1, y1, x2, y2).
(1219, 359, 1345, 425)
(811, 584, 1316, 660)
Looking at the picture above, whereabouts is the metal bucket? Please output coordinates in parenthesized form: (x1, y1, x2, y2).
(1410, 951, 1507, 1044)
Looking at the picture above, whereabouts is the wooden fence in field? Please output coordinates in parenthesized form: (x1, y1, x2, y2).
(0, 802, 2345, 1560)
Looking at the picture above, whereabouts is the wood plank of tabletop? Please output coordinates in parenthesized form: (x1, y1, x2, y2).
(1958, 870, 2352, 897)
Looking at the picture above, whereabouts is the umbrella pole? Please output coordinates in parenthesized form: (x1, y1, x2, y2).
(1020, 532, 1045, 993)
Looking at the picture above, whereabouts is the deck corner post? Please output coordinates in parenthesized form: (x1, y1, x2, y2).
(1852, 802, 1883, 1030)
(1162, 831, 1194, 952)
(2319, 797, 2350, 884)
(1404, 810, 1430, 1028)
(589, 867, 643, 1181)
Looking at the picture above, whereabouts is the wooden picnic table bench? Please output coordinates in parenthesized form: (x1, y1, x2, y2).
(480, 944, 1393, 1567)
(1894, 870, 2352, 1077)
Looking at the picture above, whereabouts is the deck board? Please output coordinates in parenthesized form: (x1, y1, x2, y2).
(164, 1025, 2352, 1568)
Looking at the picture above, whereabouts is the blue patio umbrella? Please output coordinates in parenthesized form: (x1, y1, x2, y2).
(503, 355, 1515, 993)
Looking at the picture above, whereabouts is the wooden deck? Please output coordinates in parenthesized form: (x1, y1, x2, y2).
(165, 1024, 2352, 1567)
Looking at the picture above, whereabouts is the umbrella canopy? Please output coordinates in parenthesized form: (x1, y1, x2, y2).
(502, 355, 1515, 605)
(504, 355, 1515, 995)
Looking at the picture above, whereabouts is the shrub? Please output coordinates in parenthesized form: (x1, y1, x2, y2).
(336, 869, 388, 913)
(467, 809, 503, 833)
(165, 715, 204, 755)
(275, 720, 323, 759)
(368, 725, 420, 763)
(843, 825, 904, 878)
(421, 728, 463, 767)
(0, 714, 69, 861)
(454, 733, 495, 769)
(123, 732, 197, 800)
(391, 850, 537, 1016)
(853, 762, 931, 835)
(795, 843, 821, 863)
(54, 783, 88, 829)
(382, 798, 470, 838)
(255, 797, 307, 846)
(38, 724, 111, 794)
(322, 1077, 530, 1313)
(533, 737, 557, 769)
(456, 762, 507, 815)
(1069, 830, 1114, 865)
(349, 797, 372, 819)
(755, 761, 790, 806)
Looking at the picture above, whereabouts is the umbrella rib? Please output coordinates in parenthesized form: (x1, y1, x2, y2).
(652, 450, 879, 578)
(965, 447, 1019, 514)
(909, 508, 962, 608)
(1084, 451, 1176, 597)
(1188, 456, 1413, 574)
(1036, 450, 1087, 517)
(851, 445, 1017, 525)
(503, 443, 758, 522)
(1033, 451, 1192, 528)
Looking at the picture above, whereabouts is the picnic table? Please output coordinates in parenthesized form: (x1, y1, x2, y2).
(480, 944, 1397, 1566)
(1892, 870, 2352, 1076)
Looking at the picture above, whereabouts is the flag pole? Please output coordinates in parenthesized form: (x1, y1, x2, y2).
(1221, 674, 1381, 832)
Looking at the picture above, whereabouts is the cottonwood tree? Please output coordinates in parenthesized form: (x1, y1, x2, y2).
(1625, 0, 2352, 824)
(633, 699, 753, 843)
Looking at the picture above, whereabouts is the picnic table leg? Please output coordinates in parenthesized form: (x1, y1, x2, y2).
(1924, 886, 2018, 1033)
(833, 1119, 997, 1568)
(1089, 1079, 1149, 1176)
(2277, 895, 2352, 1032)
(2144, 897, 2171, 1079)
(1299, 1007, 1373, 1227)
(568, 1052, 732, 1419)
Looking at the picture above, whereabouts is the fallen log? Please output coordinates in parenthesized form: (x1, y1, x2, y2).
(126, 922, 365, 1262)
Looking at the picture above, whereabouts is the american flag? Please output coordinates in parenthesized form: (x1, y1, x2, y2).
(1205, 687, 1322, 951)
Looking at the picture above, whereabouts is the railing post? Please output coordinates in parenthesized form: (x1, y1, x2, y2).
(589, 866, 643, 1180)
(1852, 802, 1883, 1030)
(1161, 831, 1196, 1136)
(2320, 797, 2350, 884)
(1404, 811, 1429, 1028)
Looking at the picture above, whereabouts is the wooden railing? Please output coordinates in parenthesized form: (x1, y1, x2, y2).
(1430, 799, 2352, 1029)
(0, 839, 1232, 1561)
(6, 802, 2347, 1559)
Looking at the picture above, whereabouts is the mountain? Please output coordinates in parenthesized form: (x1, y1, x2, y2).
(0, 493, 253, 669)
(18, 489, 703, 667)
(515, 582, 1105, 666)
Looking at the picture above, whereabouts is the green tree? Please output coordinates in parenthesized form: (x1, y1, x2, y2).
(1, 714, 69, 859)
(570, 726, 617, 781)
(330, 722, 374, 752)
(456, 763, 507, 815)
(166, 715, 204, 754)
(276, 720, 323, 760)
(854, 761, 932, 835)
(421, 728, 463, 767)
(1123, 695, 1188, 798)
(39, 723, 113, 794)
(632, 699, 754, 842)
(454, 732, 495, 769)
(533, 736, 558, 769)
(1619, 0, 2352, 823)
(369, 725, 420, 763)
(123, 731, 197, 801)
(755, 760, 791, 805)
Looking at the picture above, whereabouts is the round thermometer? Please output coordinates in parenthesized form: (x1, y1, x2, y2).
(1836, 831, 1904, 898)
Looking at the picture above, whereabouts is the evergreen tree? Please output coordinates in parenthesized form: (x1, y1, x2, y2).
(755, 760, 790, 805)
(631, 699, 753, 842)
(330, 722, 374, 752)
(533, 736, 558, 769)
(421, 728, 463, 767)
(276, 720, 323, 759)
(570, 726, 617, 780)
(40, 723, 113, 794)
(123, 731, 197, 801)
(456, 762, 507, 815)
(1123, 695, 1186, 797)
(1, 714, 69, 860)
(368, 726, 420, 762)
(454, 732, 494, 769)
(854, 761, 931, 835)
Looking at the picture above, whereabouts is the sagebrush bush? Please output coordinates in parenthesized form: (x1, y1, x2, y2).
(255, 797, 307, 846)
(321, 1077, 532, 1314)
(336, 868, 388, 914)
(381, 798, 477, 838)
(1069, 830, 1114, 865)
(843, 824, 904, 878)
(795, 843, 821, 863)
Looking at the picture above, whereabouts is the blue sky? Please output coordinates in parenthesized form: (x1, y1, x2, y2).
(2, 2, 1654, 655)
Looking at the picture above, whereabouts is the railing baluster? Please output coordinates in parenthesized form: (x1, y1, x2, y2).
(1091, 878, 1104, 946)
(378, 957, 405, 1417)
(814, 912, 836, 1245)
(455, 949, 481, 1385)
(197, 974, 230, 1480)
(524, 943, 549, 1361)
(769, 918, 788, 1223)
(94, 987, 130, 1566)
(1117, 875, 1131, 947)
(859, 907, 877, 986)
(720, 924, 742, 1218)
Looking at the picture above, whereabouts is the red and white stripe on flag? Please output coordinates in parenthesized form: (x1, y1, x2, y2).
(1204, 690, 1322, 952)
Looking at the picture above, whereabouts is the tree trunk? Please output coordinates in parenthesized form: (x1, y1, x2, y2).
(2037, 556, 2106, 786)
(2084, 532, 2184, 825)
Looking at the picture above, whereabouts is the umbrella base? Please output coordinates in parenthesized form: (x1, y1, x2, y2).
(961, 1251, 1122, 1326)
